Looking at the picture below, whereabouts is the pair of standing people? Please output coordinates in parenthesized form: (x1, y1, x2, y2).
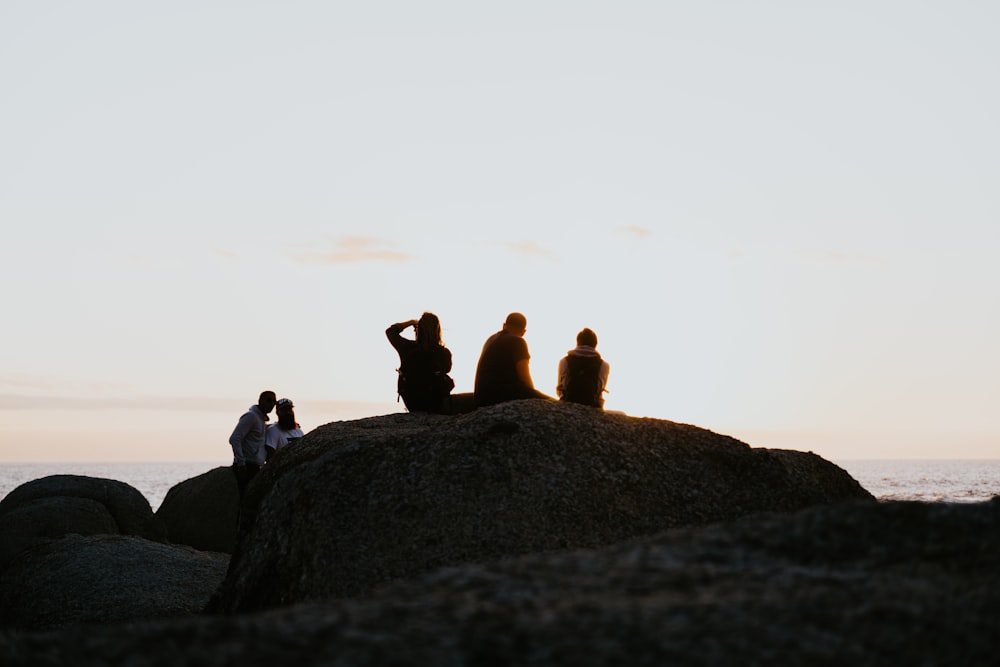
(229, 391, 304, 497)
(386, 311, 609, 413)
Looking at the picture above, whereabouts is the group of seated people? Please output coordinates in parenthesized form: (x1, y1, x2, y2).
(386, 311, 610, 415)
(229, 312, 609, 495)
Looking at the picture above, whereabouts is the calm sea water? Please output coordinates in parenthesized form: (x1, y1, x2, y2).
(0, 459, 998, 511)
(0, 461, 220, 511)
(836, 459, 1000, 504)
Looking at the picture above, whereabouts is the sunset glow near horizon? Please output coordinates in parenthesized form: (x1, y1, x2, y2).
(2, 3, 997, 464)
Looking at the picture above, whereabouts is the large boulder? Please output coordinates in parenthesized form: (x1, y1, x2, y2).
(156, 466, 239, 553)
(0, 475, 167, 571)
(211, 400, 874, 612)
(0, 534, 229, 631)
(1, 499, 997, 665)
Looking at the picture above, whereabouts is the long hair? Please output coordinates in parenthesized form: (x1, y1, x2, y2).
(277, 407, 298, 430)
(415, 312, 442, 351)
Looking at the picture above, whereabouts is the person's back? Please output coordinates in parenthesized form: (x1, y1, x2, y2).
(557, 328, 609, 409)
(474, 312, 551, 407)
(386, 313, 454, 414)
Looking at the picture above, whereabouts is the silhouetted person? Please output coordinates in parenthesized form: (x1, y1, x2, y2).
(265, 397, 304, 462)
(386, 312, 455, 414)
(229, 390, 276, 498)
(474, 312, 552, 407)
(557, 327, 610, 408)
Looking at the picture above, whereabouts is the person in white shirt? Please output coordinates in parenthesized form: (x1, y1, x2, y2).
(265, 397, 304, 461)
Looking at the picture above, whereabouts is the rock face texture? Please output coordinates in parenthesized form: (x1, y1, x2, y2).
(0, 534, 228, 630)
(0, 475, 167, 570)
(1, 499, 997, 665)
(211, 400, 873, 612)
(156, 466, 239, 553)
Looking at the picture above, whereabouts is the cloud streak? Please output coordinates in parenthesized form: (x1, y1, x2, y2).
(801, 250, 887, 267)
(0, 393, 395, 418)
(290, 237, 414, 265)
(619, 225, 653, 239)
(496, 240, 556, 259)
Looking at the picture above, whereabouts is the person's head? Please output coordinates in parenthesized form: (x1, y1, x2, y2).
(258, 390, 277, 414)
(576, 328, 598, 348)
(275, 397, 297, 430)
(503, 312, 527, 337)
(416, 312, 442, 349)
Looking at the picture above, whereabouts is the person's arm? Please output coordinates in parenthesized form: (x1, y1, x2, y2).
(515, 359, 534, 389)
(228, 413, 253, 464)
(386, 320, 417, 351)
(556, 357, 567, 398)
(264, 425, 278, 462)
(599, 361, 610, 393)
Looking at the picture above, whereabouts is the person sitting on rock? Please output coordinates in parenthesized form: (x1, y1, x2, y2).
(386, 312, 455, 414)
(474, 312, 553, 407)
(556, 327, 610, 409)
(229, 390, 275, 497)
(265, 398, 304, 462)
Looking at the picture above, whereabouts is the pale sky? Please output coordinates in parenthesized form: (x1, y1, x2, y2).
(2, 2, 998, 463)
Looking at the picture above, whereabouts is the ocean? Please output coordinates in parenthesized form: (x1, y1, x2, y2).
(0, 459, 998, 512)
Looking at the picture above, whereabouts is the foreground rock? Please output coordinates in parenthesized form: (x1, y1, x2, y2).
(0, 534, 228, 630)
(156, 467, 239, 553)
(212, 400, 873, 612)
(0, 475, 167, 570)
(1, 499, 997, 665)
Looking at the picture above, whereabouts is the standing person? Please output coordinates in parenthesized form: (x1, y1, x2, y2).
(386, 312, 455, 414)
(229, 390, 276, 498)
(265, 397, 304, 462)
(474, 312, 552, 407)
(557, 328, 610, 408)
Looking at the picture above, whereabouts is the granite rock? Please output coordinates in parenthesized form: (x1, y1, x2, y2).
(0, 534, 229, 631)
(211, 400, 873, 612)
(156, 466, 239, 553)
(0, 474, 167, 572)
(1, 499, 996, 665)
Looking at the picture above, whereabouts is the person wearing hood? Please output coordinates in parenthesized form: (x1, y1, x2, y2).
(556, 328, 610, 408)
(229, 390, 276, 497)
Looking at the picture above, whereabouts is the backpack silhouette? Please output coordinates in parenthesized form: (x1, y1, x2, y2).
(397, 346, 454, 411)
(561, 354, 604, 407)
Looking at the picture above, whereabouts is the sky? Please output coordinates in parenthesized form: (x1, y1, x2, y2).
(1, 2, 998, 463)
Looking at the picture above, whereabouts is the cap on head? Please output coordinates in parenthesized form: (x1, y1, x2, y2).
(277, 398, 294, 409)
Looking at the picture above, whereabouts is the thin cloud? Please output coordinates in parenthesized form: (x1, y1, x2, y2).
(496, 240, 556, 259)
(0, 374, 58, 391)
(290, 237, 414, 265)
(803, 250, 887, 267)
(0, 394, 396, 419)
(619, 225, 653, 239)
(0, 375, 135, 394)
(214, 248, 240, 260)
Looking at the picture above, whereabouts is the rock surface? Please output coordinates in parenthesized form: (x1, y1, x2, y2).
(0, 474, 167, 571)
(1, 499, 997, 665)
(156, 466, 239, 553)
(0, 534, 229, 630)
(211, 400, 873, 612)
